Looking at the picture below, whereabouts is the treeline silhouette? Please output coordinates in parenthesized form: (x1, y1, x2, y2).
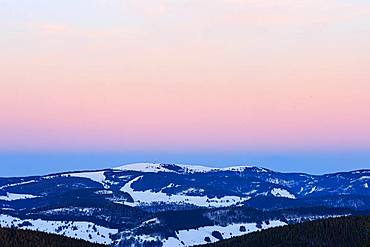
(0, 227, 106, 247)
(198, 216, 370, 247)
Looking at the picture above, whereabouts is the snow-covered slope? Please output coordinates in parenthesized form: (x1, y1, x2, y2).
(0, 214, 118, 245)
(0, 192, 39, 201)
(114, 163, 255, 174)
(0, 162, 367, 247)
(1, 163, 368, 210)
(162, 220, 286, 247)
(120, 175, 249, 207)
(270, 188, 296, 199)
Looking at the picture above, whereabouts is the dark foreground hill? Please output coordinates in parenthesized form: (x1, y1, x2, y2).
(0, 227, 106, 247)
(198, 216, 370, 247)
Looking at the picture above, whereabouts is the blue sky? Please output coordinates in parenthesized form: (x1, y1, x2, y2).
(1, 0, 370, 177)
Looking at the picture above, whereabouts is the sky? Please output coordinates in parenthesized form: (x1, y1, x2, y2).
(1, 0, 370, 176)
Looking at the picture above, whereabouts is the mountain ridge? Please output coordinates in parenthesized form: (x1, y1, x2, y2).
(0, 162, 369, 246)
(2, 162, 369, 178)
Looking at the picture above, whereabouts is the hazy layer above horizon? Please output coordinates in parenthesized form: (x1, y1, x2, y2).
(1, 151, 369, 177)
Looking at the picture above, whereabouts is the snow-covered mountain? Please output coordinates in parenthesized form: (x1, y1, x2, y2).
(0, 163, 369, 246)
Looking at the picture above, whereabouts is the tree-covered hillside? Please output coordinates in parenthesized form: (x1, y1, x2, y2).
(198, 216, 370, 247)
(0, 227, 106, 247)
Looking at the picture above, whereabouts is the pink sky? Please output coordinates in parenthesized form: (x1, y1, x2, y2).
(1, 0, 370, 152)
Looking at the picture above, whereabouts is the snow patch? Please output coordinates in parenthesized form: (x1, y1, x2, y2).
(120, 176, 248, 207)
(162, 220, 286, 247)
(0, 192, 39, 201)
(271, 188, 295, 199)
(114, 163, 176, 173)
(306, 186, 317, 195)
(0, 214, 118, 245)
(95, 190, 113, 195)
(66, 171, 107, 188)
(0, 180, 37, 190)
(41, 207, 97, 216)
(114, 163, 257, 174)
(141, 218, 160, 225)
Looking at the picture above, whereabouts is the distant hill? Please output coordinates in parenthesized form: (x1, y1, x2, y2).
(0, 227, 106, 247)
(197, 216, 370, 247)
(0, 163, 369, 246)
